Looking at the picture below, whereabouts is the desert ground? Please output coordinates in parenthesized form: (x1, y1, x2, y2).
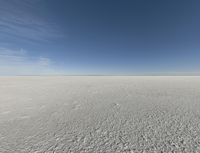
(0, 76, 200, 153)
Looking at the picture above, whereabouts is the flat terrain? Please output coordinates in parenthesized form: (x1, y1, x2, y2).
(0, 76, 200, 153)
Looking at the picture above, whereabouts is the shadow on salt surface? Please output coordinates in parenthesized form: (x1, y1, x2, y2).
(39, 105, 46, 110)
(110, 102, 120, 109)
(72, 101, 81, 110)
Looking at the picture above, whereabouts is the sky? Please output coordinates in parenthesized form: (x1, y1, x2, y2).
(0, 0, 200, 75)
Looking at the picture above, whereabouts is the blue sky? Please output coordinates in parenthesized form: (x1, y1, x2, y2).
(1, 0, 200, 75)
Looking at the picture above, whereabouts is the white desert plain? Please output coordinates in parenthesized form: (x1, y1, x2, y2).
(0, 76, 200, 153)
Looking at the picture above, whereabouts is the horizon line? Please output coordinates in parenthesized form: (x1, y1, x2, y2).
(1, 73, 200, 77)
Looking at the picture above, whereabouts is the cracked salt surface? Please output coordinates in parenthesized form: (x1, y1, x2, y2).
(0, 76, 200, 152)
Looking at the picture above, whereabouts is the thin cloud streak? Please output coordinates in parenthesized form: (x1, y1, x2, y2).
(0, 47, 61, 75)
(0, 0, 63, 43)
(0, 0, 65, 75)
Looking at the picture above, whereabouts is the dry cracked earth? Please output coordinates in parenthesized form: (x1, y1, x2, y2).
(0, 76, 200, 153)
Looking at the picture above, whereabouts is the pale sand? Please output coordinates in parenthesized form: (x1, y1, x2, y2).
(0, 76, 200, 152)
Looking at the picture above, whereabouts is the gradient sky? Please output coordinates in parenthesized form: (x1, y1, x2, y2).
(1, 0, 200, 75)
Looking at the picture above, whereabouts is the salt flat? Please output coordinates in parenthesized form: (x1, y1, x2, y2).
(0, 76, 200, 153)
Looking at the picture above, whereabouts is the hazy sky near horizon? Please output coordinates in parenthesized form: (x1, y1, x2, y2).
(0, 0, 200, 75)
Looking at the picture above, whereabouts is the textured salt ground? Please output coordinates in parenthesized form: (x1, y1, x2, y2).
(0, 76, 200, 153)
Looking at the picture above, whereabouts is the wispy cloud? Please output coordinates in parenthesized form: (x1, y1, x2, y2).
(0, 0, 65, 75)
(37, 57, 51, 67)
(0, 47, 61, 75)
(0, 0, 62, 43)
